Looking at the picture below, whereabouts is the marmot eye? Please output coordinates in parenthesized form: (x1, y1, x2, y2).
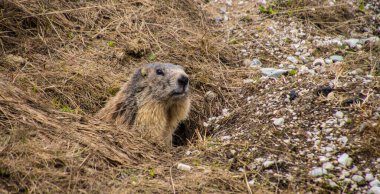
(156, 69, 164, 76)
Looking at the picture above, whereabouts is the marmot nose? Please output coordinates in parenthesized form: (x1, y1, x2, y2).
(178, 75, 189, 86)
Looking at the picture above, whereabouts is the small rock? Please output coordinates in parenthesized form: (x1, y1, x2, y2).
(369, 186, 380, 194)
(329, 180, 338, 188)
(313, 58, 325, 66)
(221, 135, 232, 141)
(338, 136, 348, 146)
(243, 79, 254, 84)
(330, 55, 344, 62)
(335, 111, 344, 119)
(249, 58, 263, 67)
(177, 163, 192, 171)
(315, 86, 333, 96)
(309, 167, 327, 177)
(263, 160, 275, 168)
(260, 68, 288, 78)
(325, 58, 333, 64)
(338, 153, 353, 167)
(220, 7, 227, 14)
(205, 91, 217, 100)
(352, 175, 364, 183)
(323, 162, 334, 170)
(287, 56, 298, 64)
(370, 179, 380, 187)
(300, 56, 308, 64)
(215, 16, 223, 22)
(272, 118, 285, 126)
(361, 36, 380, 44)
(319, 156, 329, 162)
(366, 173, 375, 181)
(289, 90, 298, 101)
(248, 179, 255, 186)
(343, 39, 360, 48)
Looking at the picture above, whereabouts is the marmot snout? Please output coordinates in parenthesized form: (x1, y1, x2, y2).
(96, 63, 191, 146)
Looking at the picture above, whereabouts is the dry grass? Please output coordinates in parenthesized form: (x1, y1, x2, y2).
(0, 0, 250, 192)
(1, 0, 379, 193)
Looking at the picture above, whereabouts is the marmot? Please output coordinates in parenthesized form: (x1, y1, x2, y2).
(96, 63, 191, 146)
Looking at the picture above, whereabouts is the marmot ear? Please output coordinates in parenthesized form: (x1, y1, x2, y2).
(140, 68, 147, 77)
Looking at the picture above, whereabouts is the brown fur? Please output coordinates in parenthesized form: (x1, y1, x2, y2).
(96, 63, 191, 146)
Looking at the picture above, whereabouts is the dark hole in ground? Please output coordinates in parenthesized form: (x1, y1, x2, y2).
(172, 121, 196, 146)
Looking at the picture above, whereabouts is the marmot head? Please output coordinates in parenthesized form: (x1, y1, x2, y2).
(134, 63, 190, 102)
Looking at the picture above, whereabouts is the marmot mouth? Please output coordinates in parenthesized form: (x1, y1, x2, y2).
(171, 90, 188, 97)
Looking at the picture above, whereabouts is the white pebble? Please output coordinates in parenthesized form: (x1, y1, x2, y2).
(248, 179, 255, 186)
(309, 167, 327, 177)
(369, 186, 380, 194)
(319, 156, 329, 162)
(177, 163, 192, 171)
(370, 179, 380, 187)
(272, 118, 285, 126)
(335, 111, 344, 119)
(338, 136, 348, 146)
(263, 160, 275, 168)
(323, 162, 334, 170)
(338, 153, 353, 166)
(329, 180, 338, 188)
(221, 135, 232, 141)
(352, 175, 364, 183)
(366, 173, 375, 181)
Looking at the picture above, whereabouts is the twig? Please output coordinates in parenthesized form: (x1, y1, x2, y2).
(169, 167, 176, 194)
(243, 169, 253, 194)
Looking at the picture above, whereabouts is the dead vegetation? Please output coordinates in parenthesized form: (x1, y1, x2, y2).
(1, 0, 380, 193)
(0, 0, 251, 192)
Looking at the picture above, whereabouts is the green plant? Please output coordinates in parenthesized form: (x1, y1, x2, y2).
(288, 69, 297, 76)
(148, 53, 156, 60)
(107, 40, 116, 47)
(259, 5, 278, 15)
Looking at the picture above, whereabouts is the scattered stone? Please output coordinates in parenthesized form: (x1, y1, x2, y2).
(260, 68, 288, 78)
(366, 173, 375, 181)
(243, 79, 254, 84)
(319, 156, 329, 162)
(323, 162, 334, 170)
(313, 58, 325, 66)
(338, 153, 353, 167)
(315, 86, 333, 96)
(248, 179, 255, 186)
(309, 167, 327, 177)
(272, 118, 285, 126)
(370, 179, 380, 187)
(325, 58, 333, 64)
(205, 91, 217, 101)
(177, 163, 192, 171)
(335, 111, 344, 119)
(330, 55, 344, 62)
(287, 56, 298, 64)
(329, 180, 338, 188)
(352, 175, 364, 183)
(221, 135, 232, 141)
(263, 160, 275, 168)
(342, 97, 362, 106)
(343, 39, 360, 48)
(300, 56, 308, 64)
(249, 58, 263, 67)
(289, 90, 298, 101)
(220, 7, 227, 14)
(369, 186, 380, 194)
(338, 136, 348, 146)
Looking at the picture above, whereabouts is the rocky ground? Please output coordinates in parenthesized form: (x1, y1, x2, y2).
(178, 0, 380, 193)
